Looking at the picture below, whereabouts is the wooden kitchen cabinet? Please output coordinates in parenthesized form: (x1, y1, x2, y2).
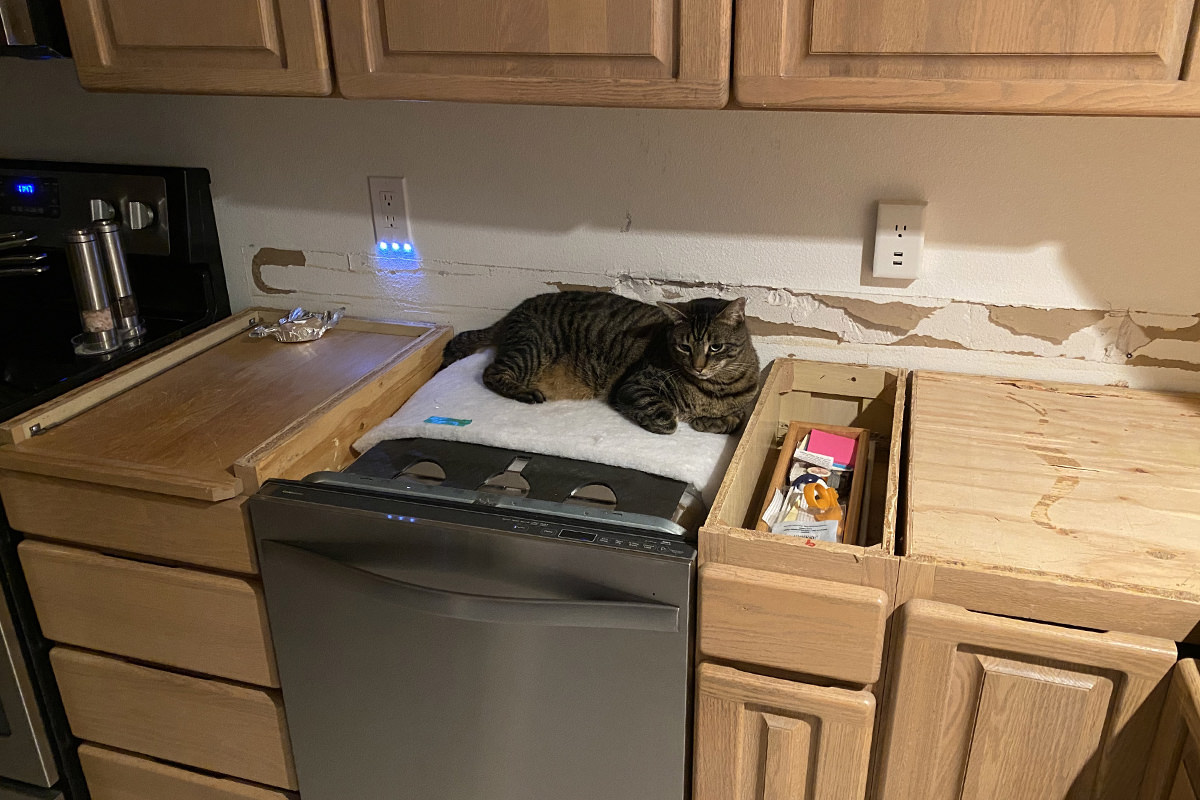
(52, 647, 296, 789)
(0, 310, 449, 795)
(79, 744, 298, 800)
(876, 600, 1177, 800)
(1142, 661, 1200, 800)
(735, 0, 1200, 114)
(324, 0, 732, 107)
(694, 664, 876, 800)
(59, 0, 332, 95)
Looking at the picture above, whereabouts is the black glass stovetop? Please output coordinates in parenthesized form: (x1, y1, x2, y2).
(0, 263, 206, 424)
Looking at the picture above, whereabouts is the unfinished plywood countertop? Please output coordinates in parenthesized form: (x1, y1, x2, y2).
(0, 310, 451, 502)
(907, 371, 1200, 604)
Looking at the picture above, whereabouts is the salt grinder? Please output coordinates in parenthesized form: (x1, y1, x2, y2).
(64, 228, 120, 355)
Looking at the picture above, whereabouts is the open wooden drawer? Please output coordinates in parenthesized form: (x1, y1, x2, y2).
(697, 358, 907, 683)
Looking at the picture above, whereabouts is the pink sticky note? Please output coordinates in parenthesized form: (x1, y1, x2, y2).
(806, 429, 857, 467)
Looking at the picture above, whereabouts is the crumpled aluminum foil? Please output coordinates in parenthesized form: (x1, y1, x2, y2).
(250, 307, 345, 343)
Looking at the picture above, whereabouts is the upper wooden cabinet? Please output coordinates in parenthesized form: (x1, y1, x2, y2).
(324, 0, 732, 107)
(59, 0, 332, 95)
(735, 0, 1200, 114)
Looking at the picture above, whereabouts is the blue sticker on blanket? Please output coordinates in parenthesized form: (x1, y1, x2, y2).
(425, 416, 472, 426)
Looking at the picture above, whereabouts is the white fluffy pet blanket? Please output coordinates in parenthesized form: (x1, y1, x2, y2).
(354, 352, 740, 503)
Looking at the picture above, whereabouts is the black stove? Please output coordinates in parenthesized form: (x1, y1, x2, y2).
(0, 159, 229, 423)
(0, 159, 229, 800)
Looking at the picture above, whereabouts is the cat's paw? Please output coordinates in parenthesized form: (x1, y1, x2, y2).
(637, 408, 678, 435)
(690, 415, 741, 434)
(512, 388, 546, 404)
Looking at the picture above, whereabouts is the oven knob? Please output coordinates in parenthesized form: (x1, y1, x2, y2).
(126, 201, 155, 230)
(89, 198, 115, 222)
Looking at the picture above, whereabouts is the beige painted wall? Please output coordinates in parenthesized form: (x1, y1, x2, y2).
(4, 59, 1200, 388)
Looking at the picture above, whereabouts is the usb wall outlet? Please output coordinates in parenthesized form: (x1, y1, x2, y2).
(872, 201, 926, 280)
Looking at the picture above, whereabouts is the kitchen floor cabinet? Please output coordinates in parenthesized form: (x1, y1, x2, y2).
(1143, 661, 1200, 800)
(59, 0, 332, 95)
(876, 600, 1177, 800)
(694, 664, 875, 800)
(734, 0, 1200, 114)
(324, 0, 731, 107)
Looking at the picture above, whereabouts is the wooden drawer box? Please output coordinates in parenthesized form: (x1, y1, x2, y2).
(19, 540, 276, 686)
(697, 563, 887, 684)
(80, 744, 297, 800)
(52, 648, 296, 790)
(701, 358, 907, 585)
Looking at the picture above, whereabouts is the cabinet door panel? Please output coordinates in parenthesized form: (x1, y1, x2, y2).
(1142, 660, 1200, 800)
(60, 0, 330, 95)
(326, 0, 730, 106)
(735, 0, 1200, 113)
(694, 663, 875, 800)
(878, 600, 1175, 800)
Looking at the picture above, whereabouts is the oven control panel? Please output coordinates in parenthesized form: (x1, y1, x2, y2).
(1, 175, 60, 218)
(501, 516, 693, 558)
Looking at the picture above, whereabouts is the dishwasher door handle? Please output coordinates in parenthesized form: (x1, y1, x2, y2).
(262, 539, 681, 633)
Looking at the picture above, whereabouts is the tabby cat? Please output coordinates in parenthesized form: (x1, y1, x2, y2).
(441, 292, 760, 435)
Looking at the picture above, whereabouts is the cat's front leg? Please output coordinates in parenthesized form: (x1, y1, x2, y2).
(690, 414, 742, 434)
(612, 374, 679, 435)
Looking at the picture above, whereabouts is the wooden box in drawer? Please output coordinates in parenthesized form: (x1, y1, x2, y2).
(697, 359, 906, 682)
(701, 359, 907, 582)
(20, 540, 276, 686)
(52, 648, 296, 790)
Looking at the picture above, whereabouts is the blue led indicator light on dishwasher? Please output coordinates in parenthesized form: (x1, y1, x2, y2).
(402, 242, 413, 253)
(15, 183, 35, 195)
(378, 241, 388, 251)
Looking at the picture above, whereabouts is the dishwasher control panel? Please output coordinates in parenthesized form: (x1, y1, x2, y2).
(500, 516, 693, 559)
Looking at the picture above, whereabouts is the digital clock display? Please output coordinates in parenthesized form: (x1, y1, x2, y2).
(3, 176, 60, 218)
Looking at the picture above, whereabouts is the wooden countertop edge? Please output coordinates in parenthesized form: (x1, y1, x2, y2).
(0, 310, 271, 447)
(0, 448, 240, 502)
(232, 322, 450, 488)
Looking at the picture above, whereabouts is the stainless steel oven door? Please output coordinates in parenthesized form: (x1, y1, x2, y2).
(252, 484, 695, 800)
(0, 586, 55, 790)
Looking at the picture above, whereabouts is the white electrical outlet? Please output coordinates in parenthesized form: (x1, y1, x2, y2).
(872, 201, 926, 280)
(368, 176, 416, 256)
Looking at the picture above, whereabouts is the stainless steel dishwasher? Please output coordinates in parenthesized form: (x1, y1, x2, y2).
(249, 439, 697, 800)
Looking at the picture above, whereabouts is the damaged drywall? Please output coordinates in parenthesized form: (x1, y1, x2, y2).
(987, 307, 1109, 344)
(246, 246, 1200, 388)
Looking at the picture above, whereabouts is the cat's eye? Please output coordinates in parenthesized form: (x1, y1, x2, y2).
(676, 343, 691, 353)
(709, 344, 725, 353)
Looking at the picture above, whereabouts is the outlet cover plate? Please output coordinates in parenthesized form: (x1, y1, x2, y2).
(872, 201, 926, 280)
(369, 176, 413, 252)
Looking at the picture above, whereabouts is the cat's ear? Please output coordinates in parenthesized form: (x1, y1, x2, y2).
(717, 297, 747, 325)
(657, 301, 688, 325)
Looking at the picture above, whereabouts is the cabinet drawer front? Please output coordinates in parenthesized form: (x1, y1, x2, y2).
(878, 600, 1176, 800)
(694, 663, 875, 800)
(52, 648, 296, 790)
(21, 541, 276, 686)
(698, 563, 887, 684)
(1, 472, 257, 573)
(80, 744, 297, 800)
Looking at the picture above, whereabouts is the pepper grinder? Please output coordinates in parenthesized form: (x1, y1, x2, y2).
(93, 219, 145, 342)
(64, 229, 120, 356)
